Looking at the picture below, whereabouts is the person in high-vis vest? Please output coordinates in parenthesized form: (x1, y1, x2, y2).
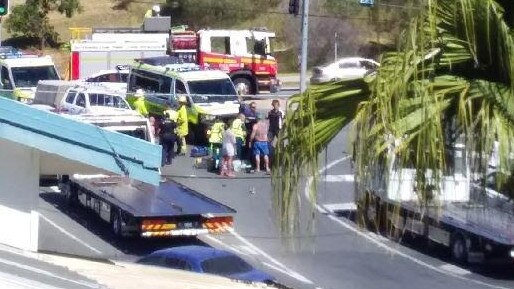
(176, 96, 189, 155)
(231, 113, 246, 160)
(133, 89, 149, 117)
(207, 118, 225, 169)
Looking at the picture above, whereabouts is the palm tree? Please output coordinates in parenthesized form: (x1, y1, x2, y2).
(272, 0, 514, 236)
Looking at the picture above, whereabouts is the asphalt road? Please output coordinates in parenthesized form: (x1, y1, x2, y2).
(33, 89, 514, 289)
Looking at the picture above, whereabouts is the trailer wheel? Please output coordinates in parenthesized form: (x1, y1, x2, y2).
(233, 77, 253, 95)
(451, 233, 468, 264)
(111, 209, 122, 237)
(62, 182, 78, 207)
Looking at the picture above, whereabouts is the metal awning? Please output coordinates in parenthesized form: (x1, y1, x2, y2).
(0, 97, 160, 185)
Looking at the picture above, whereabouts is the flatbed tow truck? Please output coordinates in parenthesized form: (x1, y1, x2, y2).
(60, 174, 235, 238)
(49, 100, 235, 238)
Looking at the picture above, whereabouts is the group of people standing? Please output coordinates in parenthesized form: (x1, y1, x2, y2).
(135, 90, 284, 177)
(134, 90, 190, 167)
(208, 99, 284, 177)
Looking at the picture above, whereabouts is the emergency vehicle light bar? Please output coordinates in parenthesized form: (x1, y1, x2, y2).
(136, 55, 183, 66)
(164, 63, 201, 72)
(0, 46, 24, 58)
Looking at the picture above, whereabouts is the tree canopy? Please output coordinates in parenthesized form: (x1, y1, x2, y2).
(5, 0, 82, 48)
(273, 0, 514, 235)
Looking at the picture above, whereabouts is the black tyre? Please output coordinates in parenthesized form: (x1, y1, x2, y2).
(62, 183, 78, 207)
(451, 233, 468, 264)
(233, 77, 253, 95)
(111, 209, 123, 237)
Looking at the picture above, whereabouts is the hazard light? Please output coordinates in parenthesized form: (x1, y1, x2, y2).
(141, 219, 177, 231)
(202, 216, 233, 234)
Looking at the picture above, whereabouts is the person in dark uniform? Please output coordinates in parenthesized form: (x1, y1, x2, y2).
(160, 108, 179, 166)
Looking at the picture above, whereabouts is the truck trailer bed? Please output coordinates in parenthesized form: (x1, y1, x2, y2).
(71, 175, 236, 218)
(393, 188, 514, 246)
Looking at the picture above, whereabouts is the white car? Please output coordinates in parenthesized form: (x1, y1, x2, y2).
(34, 80, 132, 115)
(83, 69, 129, 93)
(310, 57, 379, 84)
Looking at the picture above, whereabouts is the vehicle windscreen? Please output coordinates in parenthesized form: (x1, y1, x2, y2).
(89, 93, 130, 109)
(200, 255, 253, 275)
(187, 79, 237, 103)
(11, 66, 59, 88)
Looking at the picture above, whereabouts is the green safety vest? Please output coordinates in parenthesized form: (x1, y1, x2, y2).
(231, 118, 246, 140)
(208, 122, 225, 144)
(164, 109, 178, 122)
(133, 97, 149, 117)
(177, 105, 189, 136)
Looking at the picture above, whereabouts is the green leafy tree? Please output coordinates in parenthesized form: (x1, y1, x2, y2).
(5, 0, 82, 49)
(273, 0, 514, 235)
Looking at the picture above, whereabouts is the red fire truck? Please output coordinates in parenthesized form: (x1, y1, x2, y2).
(169, 28, 280, 94)
(68, 19, 280, 95)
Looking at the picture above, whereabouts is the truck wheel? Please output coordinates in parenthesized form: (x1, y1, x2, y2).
(111, 210, 122, 237)
(62, 183, 78, 207)
(233, 78, 253, 95)
(451, 233, 468, 264)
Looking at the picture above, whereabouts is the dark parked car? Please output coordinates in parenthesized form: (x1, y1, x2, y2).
(137, 245, 274, 283)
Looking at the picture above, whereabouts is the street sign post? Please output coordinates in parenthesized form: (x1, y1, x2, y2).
(299, 0, 310, 93)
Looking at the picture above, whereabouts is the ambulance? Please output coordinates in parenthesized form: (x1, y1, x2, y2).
(125, 56, 240, 143)
(0, 49, 60, 103)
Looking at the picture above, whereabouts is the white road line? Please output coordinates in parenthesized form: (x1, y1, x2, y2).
(438, 264, 472, 276)
(262, 262, 314, 284)
(228, 229, 314, 284)
(308, 156, 509, 289)
(322, 202, 357, 213)
(0, 257, 101, 288)
(237, 245, 260, 256)
(321, 174, 354, 183)
(202, 235, 249, 256)
(39, 213, 102, 255)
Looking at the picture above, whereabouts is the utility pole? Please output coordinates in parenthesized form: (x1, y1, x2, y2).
(299, 0, 310, 93)
(334, 32, 338, 62)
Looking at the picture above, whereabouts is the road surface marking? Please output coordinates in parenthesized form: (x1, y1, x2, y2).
(0, 257, 101, 288)
(321, 174, 354, 183)
(39, 213, 102, 255)
(262, 262, 315, 284)
(306, 156, 509, 289)
(237, 245, 260, 256)
(202, 235, 249, 256)
(438, 264, 471, 276)
(227, 229, 314, 284)
(322, 202, 357, 214)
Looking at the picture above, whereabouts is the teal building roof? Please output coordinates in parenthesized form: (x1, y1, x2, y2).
(0, 97, 161, 185)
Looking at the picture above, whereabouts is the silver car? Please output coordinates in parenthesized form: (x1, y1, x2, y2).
(310, 57, 379, 84)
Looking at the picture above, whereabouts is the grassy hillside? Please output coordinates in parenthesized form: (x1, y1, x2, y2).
(3, 1, 403, 75)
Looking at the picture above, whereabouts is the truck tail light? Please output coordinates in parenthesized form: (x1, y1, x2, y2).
(141, 219, 177, 231)
(202, 216, 233, 233)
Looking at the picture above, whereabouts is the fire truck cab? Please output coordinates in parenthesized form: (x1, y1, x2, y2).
(170, 28, 280, 95)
